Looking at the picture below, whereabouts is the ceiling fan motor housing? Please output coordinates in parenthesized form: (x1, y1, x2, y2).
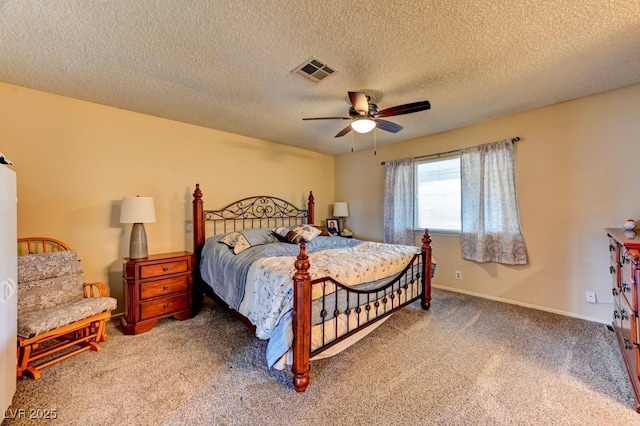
(348, 103, 379, 117)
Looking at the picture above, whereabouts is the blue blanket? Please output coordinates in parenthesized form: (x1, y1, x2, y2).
(200, 234, 362, 311)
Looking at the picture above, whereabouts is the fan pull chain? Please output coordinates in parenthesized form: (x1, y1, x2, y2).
(373, 128, 377, 156)
(351, 131, 354, 152)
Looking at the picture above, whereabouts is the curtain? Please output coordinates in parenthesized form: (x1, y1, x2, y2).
(383, 158, 415, 245)
(460, 140, 528, 264)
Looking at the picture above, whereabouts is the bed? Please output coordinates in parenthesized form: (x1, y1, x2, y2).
(192, 184, 433, 392)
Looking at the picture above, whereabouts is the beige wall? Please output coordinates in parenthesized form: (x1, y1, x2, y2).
(336, 83, 640, 323)
(0, 82, 335, 314)
(4, 81, 639, 324)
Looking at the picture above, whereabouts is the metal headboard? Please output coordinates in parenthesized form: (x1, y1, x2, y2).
(203, 195, 309, 236)
(192, 184, 315, 255)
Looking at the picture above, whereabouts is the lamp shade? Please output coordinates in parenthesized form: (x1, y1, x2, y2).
(120, 196, 156, 224)
(333, 202, 349, 217)
(351, 118, 376, 134)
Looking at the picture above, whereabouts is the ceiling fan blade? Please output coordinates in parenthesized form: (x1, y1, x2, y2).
(375, 119, 403, 133)
(302, 116, 351, 120)
(348, 91, 369, 114)
(334, 124, 353, 138)
(375, 100, 431, 118)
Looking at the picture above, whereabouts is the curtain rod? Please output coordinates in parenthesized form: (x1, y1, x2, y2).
(380, 136, 521, 165)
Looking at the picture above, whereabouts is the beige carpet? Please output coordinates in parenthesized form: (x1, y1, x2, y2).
(5, 288, 639, 425)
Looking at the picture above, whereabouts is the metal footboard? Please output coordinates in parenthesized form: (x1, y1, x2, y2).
(310, 253, 423, 357)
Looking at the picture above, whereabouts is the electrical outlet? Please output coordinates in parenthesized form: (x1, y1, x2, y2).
(585, 291, 597, 303)
(455, 271, 462, 280)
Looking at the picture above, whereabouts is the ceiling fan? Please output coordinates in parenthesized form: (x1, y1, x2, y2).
(302, 91, 431, 138)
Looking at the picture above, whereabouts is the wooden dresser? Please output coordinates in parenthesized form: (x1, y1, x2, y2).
(121, 251, 195, 335)
(606, 228, 640, 412)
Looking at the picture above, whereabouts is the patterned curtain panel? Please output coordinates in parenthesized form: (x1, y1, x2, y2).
(383, 158, 415, 245)
(460, 140, 528, 264)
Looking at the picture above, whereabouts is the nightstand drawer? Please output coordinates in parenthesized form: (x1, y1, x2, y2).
(140, 294, 189, 320)
(140, 260, 189, 278)
(140, 276, 189, 300)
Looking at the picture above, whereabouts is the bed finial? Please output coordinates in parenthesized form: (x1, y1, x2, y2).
(193, 183, 205, 268)
(294, 242, 309, 276)
(421, 228, 432, 250)
(307, 191, 315, 224)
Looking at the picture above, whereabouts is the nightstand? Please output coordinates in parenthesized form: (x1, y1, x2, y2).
(121, 251, 195, 335)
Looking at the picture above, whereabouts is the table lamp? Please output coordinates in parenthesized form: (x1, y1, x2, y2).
(120, 196, 156, 259)
(333, 202, 350, 236)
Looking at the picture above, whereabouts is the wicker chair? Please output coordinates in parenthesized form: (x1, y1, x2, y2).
(16, 237, 117, 379)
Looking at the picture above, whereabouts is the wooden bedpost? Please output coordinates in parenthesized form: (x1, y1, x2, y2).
(307, 191, 315, 224)
(292, 242, 311, 392)
(421, 229, 432, 310)
(192, 184, 205, 312)
(193, 184, 205, 256)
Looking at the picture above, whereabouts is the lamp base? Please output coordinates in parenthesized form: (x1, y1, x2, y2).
(129, 223, 149, 259)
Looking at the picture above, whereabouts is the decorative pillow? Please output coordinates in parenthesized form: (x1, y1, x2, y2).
(273, 226, 302, 244)
(312, 225, 331, 236)
(271, 230, 288, 243)
(219, 229, 280, 254)
(294, 224, 322, 242)
(219, 232, 242, 248)
(273, 225, 321, 243)
(232, 234, 253, 254)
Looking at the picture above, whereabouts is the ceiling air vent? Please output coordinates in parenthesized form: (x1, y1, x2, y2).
(293, 57, 336, 83)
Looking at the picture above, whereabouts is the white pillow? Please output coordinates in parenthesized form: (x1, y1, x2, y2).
(219, 229, 280, 254)
(292, 225, 322, 242)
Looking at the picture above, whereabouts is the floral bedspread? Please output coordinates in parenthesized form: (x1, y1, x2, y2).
(238, 241, 420, 367)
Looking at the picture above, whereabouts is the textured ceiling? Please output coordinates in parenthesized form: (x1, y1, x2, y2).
(1, 1, 639, 155)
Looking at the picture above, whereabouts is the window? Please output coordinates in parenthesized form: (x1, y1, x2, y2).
(415, 155, 461, 233)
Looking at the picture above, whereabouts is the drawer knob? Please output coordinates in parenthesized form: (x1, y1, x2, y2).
(614, 310, 620, 319)
(163, 285, 169, 291)
(624, 338, 633, 350)
(609, 244, 615, 252)
(612, 288, 619, 296)
(162, 267, 169, 272)
(621, 309, 629, 321)
(163, 303, 169, 309)
(621, 282, 631, 293)
(610, 266, 616, 274)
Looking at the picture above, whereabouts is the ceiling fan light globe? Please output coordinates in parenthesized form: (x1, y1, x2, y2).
(351, 118, 376, 133)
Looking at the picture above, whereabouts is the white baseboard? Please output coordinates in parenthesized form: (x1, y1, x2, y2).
(432, 284, 609, 325)
(109, 312, 123, 321)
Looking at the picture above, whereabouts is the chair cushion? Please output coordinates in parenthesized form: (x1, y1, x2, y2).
(17, 297, 117, 338)
(17, 250, 85, 314)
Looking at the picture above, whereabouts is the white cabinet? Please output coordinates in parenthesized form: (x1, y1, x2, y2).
(0, 165, 17, 413)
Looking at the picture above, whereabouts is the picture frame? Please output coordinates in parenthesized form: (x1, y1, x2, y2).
(326, 218, 340, 236)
